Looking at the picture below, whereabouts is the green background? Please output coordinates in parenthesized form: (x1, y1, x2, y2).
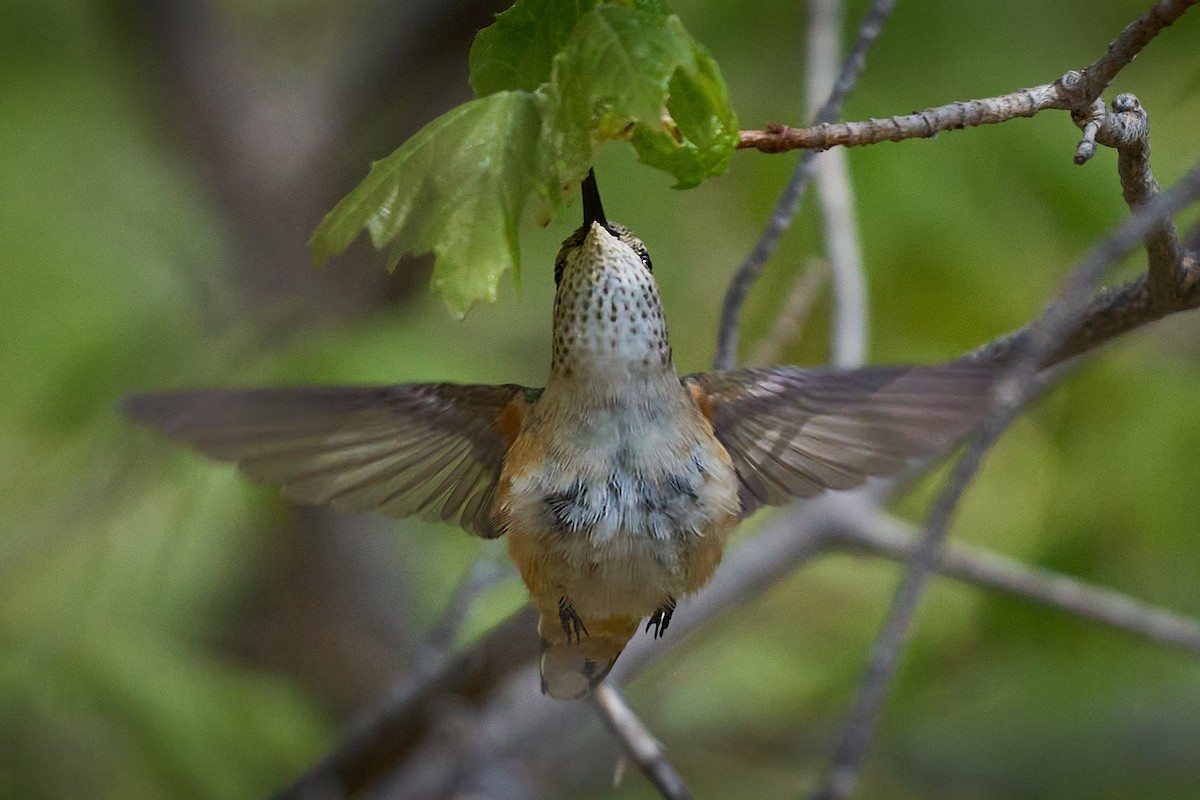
(3, 0, 1199, 798)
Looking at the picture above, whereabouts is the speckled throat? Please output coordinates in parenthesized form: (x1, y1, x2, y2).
(550, 222, 673, 388)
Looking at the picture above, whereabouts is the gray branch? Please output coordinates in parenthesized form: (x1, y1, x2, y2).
(591, 685, 696, 800)
(738, 0, 1197, 155)
(827, 510, 1200, 657)
(807, 0, 870, 369)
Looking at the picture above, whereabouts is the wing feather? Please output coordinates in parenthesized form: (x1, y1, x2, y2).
(123, 383, 537, 538)
(685, 364, 997, 515)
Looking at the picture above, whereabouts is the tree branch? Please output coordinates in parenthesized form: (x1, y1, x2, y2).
(591, 685, 695, 800)
(826, 510, 1200, 657)
(966, 110, 1194, 370)
(1104, 95, 1183, 302)
(737, 0, 1197, 155)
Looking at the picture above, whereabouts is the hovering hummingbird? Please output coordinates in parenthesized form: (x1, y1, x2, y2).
(125, 170, 996, 699)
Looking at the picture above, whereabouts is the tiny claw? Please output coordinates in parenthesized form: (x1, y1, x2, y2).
(645, 597, 676, 640)
(558, 596, 589, 644)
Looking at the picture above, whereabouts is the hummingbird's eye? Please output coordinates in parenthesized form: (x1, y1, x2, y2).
(637, 248, 653, 274)
(607, 222, 653, 274)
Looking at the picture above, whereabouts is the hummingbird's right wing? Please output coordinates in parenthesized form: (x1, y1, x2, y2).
(124, 383, 540, 538)
(683, 364, 998, 517)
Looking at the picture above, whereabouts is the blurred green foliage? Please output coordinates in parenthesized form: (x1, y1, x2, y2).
(3, 0, 1200, 798)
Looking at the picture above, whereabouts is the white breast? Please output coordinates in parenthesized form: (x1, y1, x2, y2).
(506, 398, 735, 586)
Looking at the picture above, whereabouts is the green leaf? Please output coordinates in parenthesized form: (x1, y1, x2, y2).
(470, 0, 673, 96)
(470, 0, 593, 96)
(310, 91, 542, 317)
(542, 5, 738, 195)
(630, 46, 737, 188)
(317, 1, 737, 315)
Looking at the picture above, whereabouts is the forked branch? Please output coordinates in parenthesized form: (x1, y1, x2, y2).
(737, 0, 1197, 155)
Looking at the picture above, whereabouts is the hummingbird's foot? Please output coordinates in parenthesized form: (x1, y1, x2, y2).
(558, 596, 589, 644)
(645, 597, 676, 639)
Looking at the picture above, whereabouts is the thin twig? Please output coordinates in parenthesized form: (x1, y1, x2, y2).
(1070, 0, 1199, 102)
(812, 161, 1200, 800)
(748, 259, 828, 366)
(826, 509, 1200, 657)
(713, 0, 895, 370)
(592, 685, 696, 800)
(966, 98, 1194, 370)
(807, 0, 869, 368)
(737, 0, 1197, 155)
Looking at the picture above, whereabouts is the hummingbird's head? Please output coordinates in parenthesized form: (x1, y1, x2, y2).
(549, 171, 671, 383)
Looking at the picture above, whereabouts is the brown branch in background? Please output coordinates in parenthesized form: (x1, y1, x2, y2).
(421, 556, 509, 658)
(1070, 0, 1199, 100)
(811, 161, 1200, 800)
(966, 268, 1199, 370)
(591, 685, 696, 800)
(713, 0, 896, 370)
(738, 0, 1197, 155)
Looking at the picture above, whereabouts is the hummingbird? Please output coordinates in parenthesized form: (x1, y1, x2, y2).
(125, 170, 997, 699)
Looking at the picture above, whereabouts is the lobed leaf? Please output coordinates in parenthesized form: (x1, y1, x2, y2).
(315, 0, 736, 314)
(310, 91, 542, 316)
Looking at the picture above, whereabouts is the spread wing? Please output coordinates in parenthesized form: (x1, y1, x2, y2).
(123, 383, 539, 538)
(684, 364, 998, 516)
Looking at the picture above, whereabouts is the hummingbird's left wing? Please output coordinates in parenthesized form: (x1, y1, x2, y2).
(124, 383, 540, 538)
(683, 364, 997, 517)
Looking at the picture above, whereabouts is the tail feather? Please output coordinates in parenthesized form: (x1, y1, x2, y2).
(539, 616, 638, 700)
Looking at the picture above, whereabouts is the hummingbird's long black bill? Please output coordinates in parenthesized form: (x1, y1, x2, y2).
(581, 168, 608, 229)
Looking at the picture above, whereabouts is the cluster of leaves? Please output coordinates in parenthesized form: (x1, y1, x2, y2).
(310, 0, 738, 316)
